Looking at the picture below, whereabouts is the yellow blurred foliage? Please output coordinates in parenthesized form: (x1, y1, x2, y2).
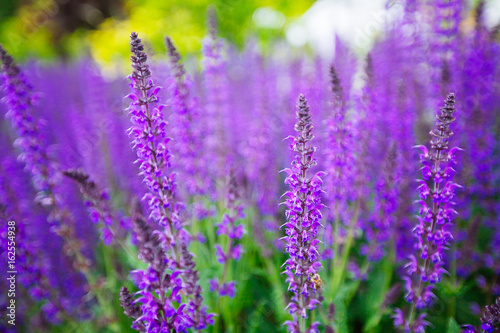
(0, 0, 314, 65)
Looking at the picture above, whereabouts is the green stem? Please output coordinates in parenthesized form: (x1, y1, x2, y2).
(330, 207, 340, 289)
(264, 255, 289, 323)
(448, 241, 457, 318)
(330, 203, 360, 299)
(345, 261, 371, 307)
(299, 272, 306, 332)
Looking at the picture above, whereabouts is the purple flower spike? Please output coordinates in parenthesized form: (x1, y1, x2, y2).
(165, 36, 208, 198)
(127, 214, 190, 331)
(460, 296, 500, 333)
(122, 32, 211, 332)
(179, 243, 215, 329)
(63, 169, 118, 246)
(211, 171, 245, 298)
(324, 65, 355, 226)
(0, 46, 92, 282)
(395, 93, 461, 332)
(202, 9, 232, 186)
(126, 33, 178, 234)
(281, 94, 324, 332)
(120, 287, 147, 332)
(125, 31, 191, 244)
(363, 144, 399, 262)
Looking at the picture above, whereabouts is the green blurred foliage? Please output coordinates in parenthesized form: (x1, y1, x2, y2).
(0, 0, 17, 22)
(0, 0, 314, 65)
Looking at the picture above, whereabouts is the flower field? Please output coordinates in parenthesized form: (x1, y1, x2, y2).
(1, 1, 500, 332)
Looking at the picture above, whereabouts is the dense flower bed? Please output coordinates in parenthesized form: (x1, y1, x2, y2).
(1, 2, 500, 332)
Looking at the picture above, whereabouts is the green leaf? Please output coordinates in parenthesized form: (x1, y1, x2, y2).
(364, 313, 382, 333)
(446, 317, 461, 333)
(360, 251, 395, 332)
(333, 286, 351, 333)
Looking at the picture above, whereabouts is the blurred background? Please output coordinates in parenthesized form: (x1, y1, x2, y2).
(1, 0, 499, 70)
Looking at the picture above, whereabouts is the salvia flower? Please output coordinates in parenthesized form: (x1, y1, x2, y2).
(281, 94, 324, 333)
(125, 32, 191, 246)
(428, 0, 463, 101)
(395, 93, 461, 332)
(362, 143, 399, 262)
(165, 36, 208, 198)
(0, 45, 53, 199)
(123, 32, 210, 332)
(457, 2, 500, 280)
(0, 156, 46, 295)
(63, 169, 116, 245)
(202, 8, 232, 186)
(128, 214, 188, 331)
(179, 243, 215, 329)
(324, 64, 355, 226)
(124, 32, 189, 330)
(0, 157, 73, 324)
(244, 53, 279, 219)
(461, 297, 500, 333)
(210, 171, 245, 298)
(126, 33, 177, 232)
(0, 204, 46, 327)
(0, 45, 92, 279)
(120, 286, 147, 332)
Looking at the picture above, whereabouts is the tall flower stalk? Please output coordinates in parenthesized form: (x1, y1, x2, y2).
(0, 46, 92, 271)
(202, 8, 232, 188)
(428, 0, 462, 101)
(244, 53, 279, 233)
(125, 32, 183, 241)
(282, 94, 324, 333)
(324, 64, 358, 297)
(0, 154, 77, 324)
(122, 32, 211, 332)
(210, 171, 245, 297)
(362, 144, 399, 262)
(62, 168, 134, 257)
(456, 2, 500, 282)
(209, 171, 245, 332)
(461, 296, 500, 333)
(394, 93, 462, 332)
(0, 46, 106, 324)
(63, 169, 116, 245)
(165, 36, 207, 198)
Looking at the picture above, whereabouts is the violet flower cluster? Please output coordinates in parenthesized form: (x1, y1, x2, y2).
(201, 9, 232, 185)
(361, 144, 399, 262)
(428, 0, 463, 99)
(457, 2, 500, 281)
(209, 172, 245, 298)
(0, 45, 53, 202)
(461, 296, 500, 333)
(0, 155, 66, 321)
(123, 32, 211, 332)
(281, 94, 324, 333)
(165, 36, 207, 198)
(0, 45, 93, 277)
(0, 156, 47, 298)
(244, 53, 279, 227)
(62, 169, 117, 246)
(126, 213, 187, 331)
(323, 64, 356, 257)
(2, 2, 500, 331)
(0, 204, 52, 327)
(0, 46, 107, 328)
(125, 32, 181, 237)
(394, 93, 461, 332)
(240, 52, 281, 256)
